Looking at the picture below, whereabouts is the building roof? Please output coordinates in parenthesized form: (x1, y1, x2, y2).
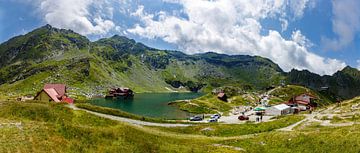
(43, 88, 61, 102)
(44, 84, 66, 96)
(254, 107, 266, 111)
(217, 92, 226, 98)
(296, 93, 316, 99)
(273, 104, 290, 110)
(293, 93, 317, 104)
(297, 101, 309, 105)
(62, 97, 74, 104)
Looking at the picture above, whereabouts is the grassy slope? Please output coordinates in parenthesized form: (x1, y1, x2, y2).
(269, 85, 334, 105)
(171, 93, 259, 114)
(171, 85, 334, 114)
(172, 85, 329, 114)
(0, 101, 235, 153)
(219, 96, 360, 153)
(222, 125, 360, 153)
(0, 54, 182, 99)
(316, 96, 360, 123)
(75, 103, 193, 124)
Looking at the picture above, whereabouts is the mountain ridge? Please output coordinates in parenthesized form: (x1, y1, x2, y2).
(0, 25, 359, 100)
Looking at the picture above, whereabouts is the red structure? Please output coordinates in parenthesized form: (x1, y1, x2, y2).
(34, 84, 74, 103)
(106, 87, 134, 99)
(217, 92, 228, 102)
(44, 84, 66, 97)
(285, 93, 318, 108)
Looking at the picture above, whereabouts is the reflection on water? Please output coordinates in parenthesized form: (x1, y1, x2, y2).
(90, 92, 203, 119)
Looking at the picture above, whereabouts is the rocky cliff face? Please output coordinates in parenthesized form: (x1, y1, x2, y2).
(287, 66, 360, 99)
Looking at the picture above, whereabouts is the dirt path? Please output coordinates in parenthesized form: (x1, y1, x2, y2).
(67, 104, 192, 127)
(278, 110, 357, 131)
(68, 102, 356, 130)
(278, 117, 308, 131)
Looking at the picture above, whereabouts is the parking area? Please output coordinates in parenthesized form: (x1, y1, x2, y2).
(219, 114, 273, 124)
(188, 110, 274, 124)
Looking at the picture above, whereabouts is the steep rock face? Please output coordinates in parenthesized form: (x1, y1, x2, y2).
(329, 67, 360, 99)
(287, 66, 360, 99)
(287, 69, 326, 89)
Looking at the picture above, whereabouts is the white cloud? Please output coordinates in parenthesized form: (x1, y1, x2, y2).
(322, 0, 360, 51)
(291, 30, 313, 48)
(288, 0, 310, 19)
(38, 0, 115, 35)
(128, 0, 346, 75)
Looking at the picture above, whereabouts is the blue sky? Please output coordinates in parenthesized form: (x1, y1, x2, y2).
(0, 0, 359, 75)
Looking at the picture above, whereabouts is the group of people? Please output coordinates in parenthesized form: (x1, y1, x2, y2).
(255, 114, 263, 122)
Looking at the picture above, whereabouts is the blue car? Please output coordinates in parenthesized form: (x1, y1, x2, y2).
(211, 114, 221, 119)
(208, 118, 218, 122)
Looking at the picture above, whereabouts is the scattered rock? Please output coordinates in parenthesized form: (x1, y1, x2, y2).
(260, 141, 266, 145)
(0, 122, 23, 130)
(201, 127, 214, 131)
(213, 144, 245, 151)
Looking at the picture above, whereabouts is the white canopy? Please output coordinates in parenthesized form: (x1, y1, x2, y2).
(273, 104, 290, 110)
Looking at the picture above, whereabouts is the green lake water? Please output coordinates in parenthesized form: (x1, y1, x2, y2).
(90, 92, 203, 119)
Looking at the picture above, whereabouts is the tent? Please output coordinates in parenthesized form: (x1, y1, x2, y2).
(265, 104, 291, 116)
(254, 107, 266, 111)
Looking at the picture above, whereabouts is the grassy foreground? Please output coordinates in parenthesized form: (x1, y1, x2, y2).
(0, 101, 236, 153)
(221, 124, 360, 153)
(2, 100, 360, 153)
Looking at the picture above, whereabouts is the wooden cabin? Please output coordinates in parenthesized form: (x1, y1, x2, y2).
(285, 93, 318, 109)
(105, 87, 134, 99)
(217, 92, 228, 102)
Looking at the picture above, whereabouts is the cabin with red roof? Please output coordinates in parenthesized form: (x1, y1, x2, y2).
(105, 87, 134, 99)
(34, 84, 73, 103)
(285, 93, 318, 108)
(217, 92, 228, 102)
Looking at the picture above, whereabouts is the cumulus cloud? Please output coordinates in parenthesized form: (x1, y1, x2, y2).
(38, 0, 115, 35)
(322, 0, 360, 51)
(128, 0, 345, 75)
(288, 0, 310, 19)
(291, 30, 313, 48)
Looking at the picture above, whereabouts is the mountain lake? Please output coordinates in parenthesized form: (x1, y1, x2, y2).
(89, 92, 204, 119)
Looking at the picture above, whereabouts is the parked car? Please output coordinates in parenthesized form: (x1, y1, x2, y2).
(208, 118, 218, 123)
(211, 114, 221, 119)
(238, 115, 249, 120)
(189, 116, 203, 121)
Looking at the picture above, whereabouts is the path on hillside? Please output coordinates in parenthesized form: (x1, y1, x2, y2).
(67, 104, 192, 127)
(278, 110, 356, 131)
(68, 102, 356, 130)
(278, 117, 309, 131)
